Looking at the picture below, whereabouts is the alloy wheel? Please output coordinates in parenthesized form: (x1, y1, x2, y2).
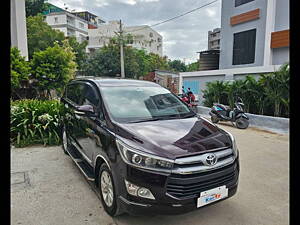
(100, 171, 114, 207)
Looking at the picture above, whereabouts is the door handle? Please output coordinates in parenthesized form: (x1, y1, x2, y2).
(74, 110, 85, 115)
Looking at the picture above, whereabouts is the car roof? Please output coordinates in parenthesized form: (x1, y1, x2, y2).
(73, 77, 161, 87)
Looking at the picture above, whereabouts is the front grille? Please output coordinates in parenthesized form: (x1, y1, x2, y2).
(171, 148, 235, 174)
(166, 162, 238, 199)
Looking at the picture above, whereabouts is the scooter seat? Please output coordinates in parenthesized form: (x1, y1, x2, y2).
(214, 103, 231, 111)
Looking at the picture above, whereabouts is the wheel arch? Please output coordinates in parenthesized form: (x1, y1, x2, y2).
(94, 154, 111, 186)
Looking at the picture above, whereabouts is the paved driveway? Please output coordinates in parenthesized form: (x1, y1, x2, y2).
(11, 123, 289, 225)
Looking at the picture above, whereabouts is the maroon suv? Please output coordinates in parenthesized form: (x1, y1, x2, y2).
(61, 78, 239, 216)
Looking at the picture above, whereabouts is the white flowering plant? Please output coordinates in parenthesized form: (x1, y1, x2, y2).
(11, 99, 65, 147)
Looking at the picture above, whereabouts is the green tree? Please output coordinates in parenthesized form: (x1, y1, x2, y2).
(83, 43, 170, 79)
(168, 59, 187, 72)
(11, 47, 31, 98)
(83, 44, 120, 77)
(186, 61, 199, 72)
(30, 41, 77, 98)
(25, 0, 46, 17)
(67, 37, 88, 71)
(27, 15, 65, 59)
(146, 53, 170, 72)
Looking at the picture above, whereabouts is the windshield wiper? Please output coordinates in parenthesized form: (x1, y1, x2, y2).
(181, 113, 196, 118)
(129, 117, 161, 123)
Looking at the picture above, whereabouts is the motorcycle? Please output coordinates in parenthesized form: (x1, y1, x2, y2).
(178, 93, 197, 112)
(209, 97, 249, 129)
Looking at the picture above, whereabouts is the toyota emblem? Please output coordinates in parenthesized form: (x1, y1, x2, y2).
(205, 153, 217, 166)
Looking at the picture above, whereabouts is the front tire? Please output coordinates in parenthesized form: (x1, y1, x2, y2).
(235, 117, 249, 129)
(98, 164, 121, 216)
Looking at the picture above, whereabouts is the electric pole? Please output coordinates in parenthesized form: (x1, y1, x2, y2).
(119, 20, 125, 78)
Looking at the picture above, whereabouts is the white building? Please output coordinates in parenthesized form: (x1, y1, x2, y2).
(179, 0, 289, 104)
(45, 12, 89, 43)
(11, 0, 28, 60)
(44, 4, 105, 43)
(208, 28, 221, 50)
(87, 21, 163, 56)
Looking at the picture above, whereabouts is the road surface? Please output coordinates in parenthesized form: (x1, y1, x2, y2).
(11, 123, 289, 225)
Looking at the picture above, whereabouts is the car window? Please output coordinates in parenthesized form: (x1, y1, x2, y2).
(82, 83, 104, 120)
(82, 84, 100, 107)
(66, 83, 85, 105)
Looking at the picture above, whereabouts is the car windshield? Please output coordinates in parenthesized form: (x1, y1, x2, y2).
(100, 86, 195, 123)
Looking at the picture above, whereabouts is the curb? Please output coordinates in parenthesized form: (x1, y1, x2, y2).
(197, 106, 289, 134)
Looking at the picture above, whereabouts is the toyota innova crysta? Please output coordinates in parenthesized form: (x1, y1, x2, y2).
(61, 78, 239, 216)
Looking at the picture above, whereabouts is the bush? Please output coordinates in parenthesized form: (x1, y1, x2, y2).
(11, 47, 31, 97)
(11, 99, 65, 147)
(202, 63, 289, 118)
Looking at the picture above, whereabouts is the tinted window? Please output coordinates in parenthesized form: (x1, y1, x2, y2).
(235, 0, 254, 7)
(66, 83, 85, 105)
(83, 84, 100, 107)
(232, 29, 256, 65)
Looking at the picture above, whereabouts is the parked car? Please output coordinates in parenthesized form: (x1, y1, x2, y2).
(61, 77, 240, 216)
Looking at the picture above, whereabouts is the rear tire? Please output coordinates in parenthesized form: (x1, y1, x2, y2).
(211, 115, 220, 124)
(235, 117, 249, 129)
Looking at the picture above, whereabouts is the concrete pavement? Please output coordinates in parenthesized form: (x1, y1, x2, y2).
(11, 123, 289, 225)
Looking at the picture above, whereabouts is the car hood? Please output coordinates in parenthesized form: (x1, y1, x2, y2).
(115, 117, 232, 160)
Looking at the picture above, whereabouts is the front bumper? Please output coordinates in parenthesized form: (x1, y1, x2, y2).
(112, 157, 240, 216)
(118, 184, 238, 216)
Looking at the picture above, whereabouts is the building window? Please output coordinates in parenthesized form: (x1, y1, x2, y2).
(54, 17, 58, 23)
(232, 29, 256, 65)
(235, 0, 254, 7)
(79, 22, 84, 28)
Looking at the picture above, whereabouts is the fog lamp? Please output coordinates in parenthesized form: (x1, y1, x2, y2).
(124, 180, 155, 200)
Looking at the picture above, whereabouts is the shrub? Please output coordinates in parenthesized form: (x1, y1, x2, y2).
(201, 63, 289, 118)
(11, 99, 65, 147)
(11, 47, 31, 97)
(30, 41, 77, 98)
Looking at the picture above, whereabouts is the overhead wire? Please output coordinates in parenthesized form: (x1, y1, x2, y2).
(124, 0, 219, 33)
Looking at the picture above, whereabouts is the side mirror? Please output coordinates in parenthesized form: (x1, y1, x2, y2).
(75, 104, 97, 117)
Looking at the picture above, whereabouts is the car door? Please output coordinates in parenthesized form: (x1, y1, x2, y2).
(79, 82, 114, 167)
(76, 82, 103, 163)
(63, 82, 86, 151)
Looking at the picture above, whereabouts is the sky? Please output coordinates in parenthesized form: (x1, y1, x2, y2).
(47, 0, 221, 64)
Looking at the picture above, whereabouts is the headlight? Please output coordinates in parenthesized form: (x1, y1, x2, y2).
(116, 139, 174, 172)
(227, 131, 238, 158)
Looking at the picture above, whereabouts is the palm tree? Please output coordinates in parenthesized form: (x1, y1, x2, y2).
(259, 63, 289, 117)
(203, 81, 228, 106)
(226, 79, 246, 110)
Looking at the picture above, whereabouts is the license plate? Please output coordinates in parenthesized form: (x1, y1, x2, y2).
(197, 185, 228, 208)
